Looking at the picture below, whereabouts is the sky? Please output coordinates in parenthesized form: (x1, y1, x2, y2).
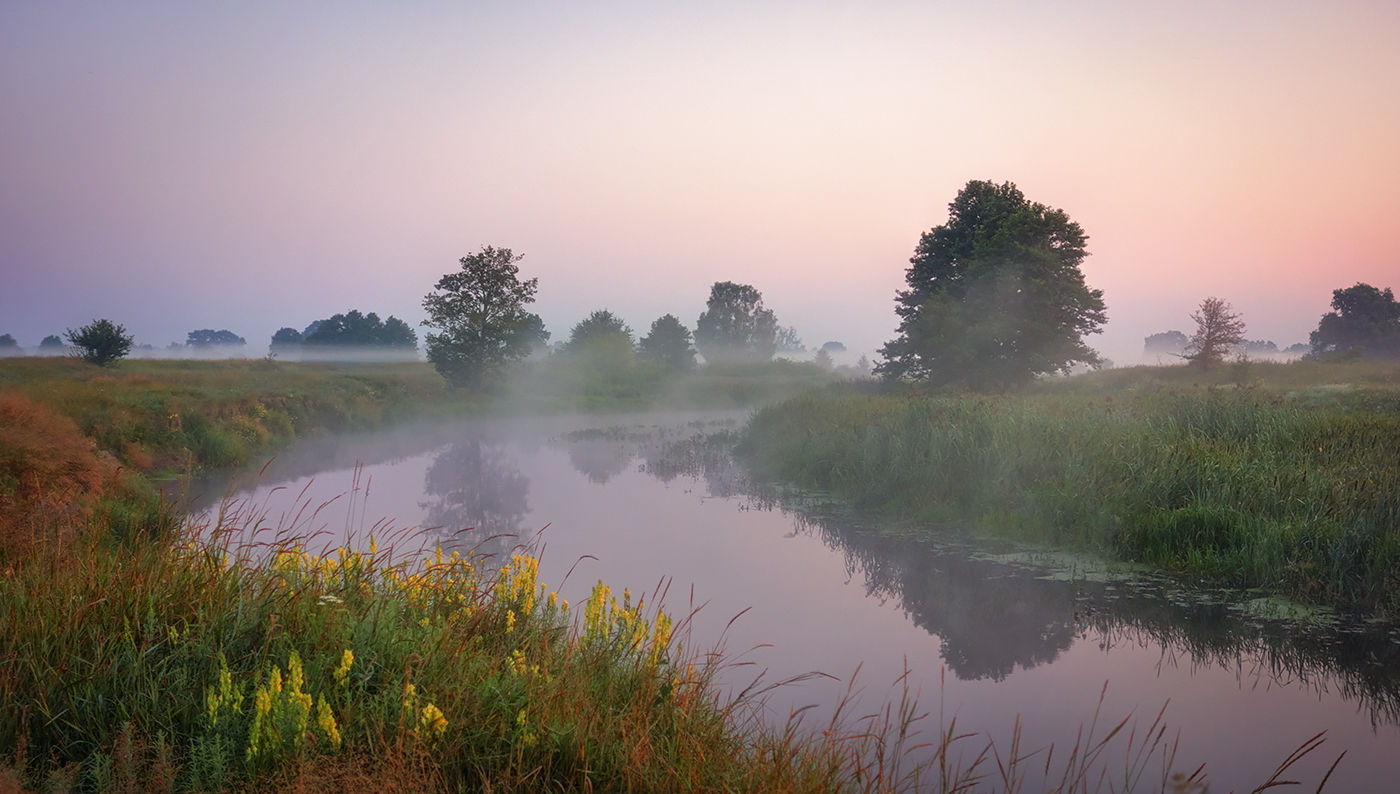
(3, 0, 1397, 364)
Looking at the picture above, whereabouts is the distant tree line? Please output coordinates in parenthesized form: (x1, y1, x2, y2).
(417, 247, 848, 390)
(271, 310, 418, 352)
(1138, 282, 1400, 366)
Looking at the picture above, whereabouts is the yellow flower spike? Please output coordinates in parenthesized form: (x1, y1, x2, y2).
(317, 695, 342, 749)
(287, 651, 304, 692)
(505, 609, 516, 633)
(334, 649, 354, 686)
(417, 705, 445, 744)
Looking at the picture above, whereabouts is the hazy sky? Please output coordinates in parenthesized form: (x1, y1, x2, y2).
(3, 0, 1397, 363)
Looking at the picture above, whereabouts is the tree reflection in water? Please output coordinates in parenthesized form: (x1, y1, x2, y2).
(420, 438, 531, 564)
(615, 424, 1400, 727)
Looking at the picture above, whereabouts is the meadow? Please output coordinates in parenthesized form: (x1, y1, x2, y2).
(741, 360, 1400, 612)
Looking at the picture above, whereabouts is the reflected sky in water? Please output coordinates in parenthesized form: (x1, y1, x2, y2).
(185, 414, 1400, 791)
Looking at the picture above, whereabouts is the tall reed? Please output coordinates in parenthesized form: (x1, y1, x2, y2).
(742, 382, 1400, 610)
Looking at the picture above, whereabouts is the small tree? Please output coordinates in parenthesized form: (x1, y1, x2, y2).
(66, 319, 133, 367)
(1143, 331, 1189, 357)
(1184, 297, 1246, 368)
(563, 310, 633, 354)
(422, 246, 539, 389)
(638, 315, 697, 371)
(0, 335, 20, 356)
(38, 335, 65, 350)
(694, 282, 778, 364)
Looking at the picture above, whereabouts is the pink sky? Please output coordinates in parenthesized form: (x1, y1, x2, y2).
(3, 0, 1397, 364)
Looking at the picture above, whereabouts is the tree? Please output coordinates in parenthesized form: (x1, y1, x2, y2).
(563, 310, 632, 354)
(813, 348, 833, 369)
(638, 314, 697, 371)
(820, 341, 846, 353)
(38, 335, 65, 350)
(0, 335, 19, 356)
(186, 329, 246, 347)
(774, 326, 806, 354)
(1143, 331, 1188, 357)
(302, 310, 417, 348)
(66, 319, 133, 367)
(270, 327, 303, 349)
(876, 180, 1106, 390)
(422, 246, 539, 389)
(694, 282, 778, 364)
(1183, 297, 1246, 368)
(1309, 283, 1400, 360)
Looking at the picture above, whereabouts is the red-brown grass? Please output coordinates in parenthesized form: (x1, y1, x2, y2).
(0, 389, 117, 561)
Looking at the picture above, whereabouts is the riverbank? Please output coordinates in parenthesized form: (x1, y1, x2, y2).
(740, 361, 1400, 613)
(0, 359, 876, 792)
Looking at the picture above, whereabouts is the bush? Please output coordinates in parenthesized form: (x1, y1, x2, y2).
(66, 318, 134, 367)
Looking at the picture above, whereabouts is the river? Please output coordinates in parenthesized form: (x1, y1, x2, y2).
(183, 412, 1400, 792)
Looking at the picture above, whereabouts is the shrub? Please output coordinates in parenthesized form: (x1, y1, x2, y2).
(66, 318, 134, 367)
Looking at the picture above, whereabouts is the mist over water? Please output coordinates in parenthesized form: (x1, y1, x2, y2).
(186, 413, 1400, 791)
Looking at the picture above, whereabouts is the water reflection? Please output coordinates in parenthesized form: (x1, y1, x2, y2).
(573, 421, 1400, 726)
(420, 438, 530, 561)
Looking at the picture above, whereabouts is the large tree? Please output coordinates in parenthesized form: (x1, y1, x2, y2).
(422, 246, 540, 389)
(876, 180, 1106, 390)
(694, 282, 778, 364)
(1309, 283, 1400, 360)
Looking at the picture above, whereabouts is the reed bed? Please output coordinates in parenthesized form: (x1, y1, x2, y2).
(741, 378, 1400, 611)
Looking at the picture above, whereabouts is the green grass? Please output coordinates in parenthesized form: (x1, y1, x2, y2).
(0, 358, 478, 474)
(741, 362, 1400, 611)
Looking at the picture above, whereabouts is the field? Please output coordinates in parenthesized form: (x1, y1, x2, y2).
(741, 360, 1400, 612)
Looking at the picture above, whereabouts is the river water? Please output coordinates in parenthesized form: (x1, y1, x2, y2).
(184, 413, 1400, 792)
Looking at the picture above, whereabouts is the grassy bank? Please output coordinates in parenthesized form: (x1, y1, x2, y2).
(0, 521, 895, 792)
(0, 358, 472, 477)
(741, 362, 1400, 612)
(0, 357, 879, 792)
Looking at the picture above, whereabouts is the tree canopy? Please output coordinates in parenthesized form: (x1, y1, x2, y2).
(301, 310, 417, 348)
(563, 310, 633, 355)
(1143, 331, 1188, 357)
(270, 327, 303, 348)
(186, 329, 246, 347)
(876, 180, 1106, 390)
(694, 282, 778, 364)
(422, 246, 540, 389)
(1309, 283, 1400, 361)
(638, 314, 697, 371)
(38, 335, 65, 349)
